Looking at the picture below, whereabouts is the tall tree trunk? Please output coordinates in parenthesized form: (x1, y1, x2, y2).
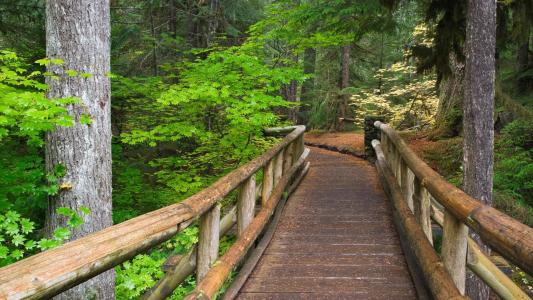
(377, 32, 384, 92)
(432, 53, 465, 138)
(45, 0, 114, 298)
(206, 0, 220, 47)
(336, 45, 350, 130)
(299, 48, 316, 125)
(169, 0, 177, 38)
(463, 0, 496, 299)
(149, 0, 158, 76)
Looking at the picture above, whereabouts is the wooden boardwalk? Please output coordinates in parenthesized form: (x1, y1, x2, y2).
(237, 147, 417, 299)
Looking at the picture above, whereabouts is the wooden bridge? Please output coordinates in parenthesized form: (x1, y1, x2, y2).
(0, 122, 532, 299)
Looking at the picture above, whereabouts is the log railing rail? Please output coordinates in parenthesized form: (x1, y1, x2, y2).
(0, 126, 308, 300)
(372, 121, 533, 300)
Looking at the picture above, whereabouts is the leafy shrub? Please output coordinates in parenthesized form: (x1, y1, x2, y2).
(0, 207, 89, 267)
(495, 120, 533, 208)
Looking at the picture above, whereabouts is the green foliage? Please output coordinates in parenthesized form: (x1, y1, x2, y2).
(0, 207, 88, 267)
(494, 120, 533, 208)
(114, 226, 201, 299)
(119, 46, 300, 199)
(116, 253, 166, 299)
(0, 51, 76, 146)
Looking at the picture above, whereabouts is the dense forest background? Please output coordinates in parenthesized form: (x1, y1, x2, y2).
(0, 0, 532, 299)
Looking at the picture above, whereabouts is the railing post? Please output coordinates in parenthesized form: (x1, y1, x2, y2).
(283, 143, 294, 172)
(237, 174, 256, 236)
(262, 160, 274, 206)
(273, 149, 284, 185)
(197, 204, 221, 281)
(381, 130, 389, 160)
(413, 177, 432, 243)
(441, 211, 468, 294)
(292, 134, 304, 162)
(400, 159, 413, 212)
(393, 148, 401, 183)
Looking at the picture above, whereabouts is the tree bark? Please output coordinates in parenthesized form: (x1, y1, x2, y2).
(433, 53, 464, 138)
(169, 0, 177, 38)
(206, 0, 220, 47)
(149, 0, 158, 76)
(45, 0, 114, 298)
(298, 48, 316, 125)
(463, 0, 496, 299)
(336, 45, 350, 130)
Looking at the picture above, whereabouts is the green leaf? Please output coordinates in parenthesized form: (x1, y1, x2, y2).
(65, 69, 78, 77)
(0, 246, 9, 259)
(80, 206, 91, 215)
(50, 58, 64, 65)
(53, 228, 71, 240)
(11, 234, 25, 246)
(56, 207, 74, 217)
(80, 114, 92, 125)
(20, 219, 34, 234)
(10, 249, 23, 259)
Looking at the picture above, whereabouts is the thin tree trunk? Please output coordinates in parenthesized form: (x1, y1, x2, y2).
(299, 48, 316, 124)
(149, 0, 158, 76)
(45, 0, 114, 298)
(463, 0, 496, 299)
(206, 0, 220, 47)
(169, 0, 177, 38)
(337, 45, 350, 130)
(378, 33, 384, 92)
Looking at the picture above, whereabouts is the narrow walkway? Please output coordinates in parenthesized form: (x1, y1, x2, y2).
(237, 147, 416, 299)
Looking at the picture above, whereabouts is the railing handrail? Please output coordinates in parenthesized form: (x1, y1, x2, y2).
(374, 121, 533, 276)
(372, 139, 468, 300)
(0, 125, 306, 300)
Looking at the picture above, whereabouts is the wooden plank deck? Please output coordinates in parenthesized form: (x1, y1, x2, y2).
(236, 147, 417, 299)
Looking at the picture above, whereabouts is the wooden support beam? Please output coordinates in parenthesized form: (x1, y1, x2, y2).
(413, 176, 432, 243)
(400, 159, 413, 211)
(237, 175, 256, 236)
(441, 210, 468, 294)
(283, 143, 293, 173)
(197, 204, 220, 281)
(262, 160, 274, 206)
(143, 207, 237, 300)
(274, 149, 284, 186)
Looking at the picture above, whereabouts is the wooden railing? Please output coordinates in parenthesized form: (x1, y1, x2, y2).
(371, 121, 532, 300)
(0, 126, 309, 300)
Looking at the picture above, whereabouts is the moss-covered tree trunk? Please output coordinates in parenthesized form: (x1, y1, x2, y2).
(433, 54, 464, 138)
(45, 0, 114, 298)
(463, 0, 496, 299)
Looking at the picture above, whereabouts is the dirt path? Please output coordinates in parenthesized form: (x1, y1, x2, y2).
(305, 132, 364, 155)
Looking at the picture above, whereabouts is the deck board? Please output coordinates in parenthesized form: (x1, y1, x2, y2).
(236, 147, 416, 299)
